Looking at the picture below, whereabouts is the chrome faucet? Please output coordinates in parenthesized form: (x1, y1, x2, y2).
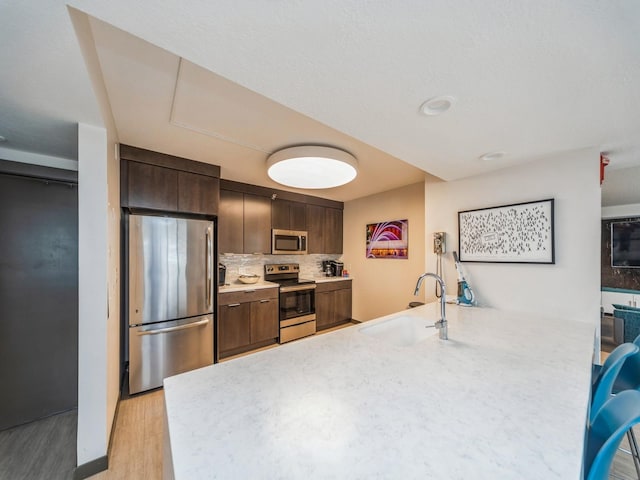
(413, 273, 448, 340)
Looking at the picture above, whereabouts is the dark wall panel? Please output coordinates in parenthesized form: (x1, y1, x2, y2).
(0, 174, 78, 430)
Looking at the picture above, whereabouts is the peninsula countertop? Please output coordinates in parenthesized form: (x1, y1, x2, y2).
(163, 304, 594, 479)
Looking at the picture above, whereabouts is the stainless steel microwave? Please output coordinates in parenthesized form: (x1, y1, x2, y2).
(272, 229, 307, 255)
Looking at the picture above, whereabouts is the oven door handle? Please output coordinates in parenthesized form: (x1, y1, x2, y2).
(279, 284, 316, 293)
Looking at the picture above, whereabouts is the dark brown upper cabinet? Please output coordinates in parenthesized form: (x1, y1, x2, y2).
(126, 161, 178, 212)
(120, 145, 220, 216)
(306, 204, 326, 254)
(243, 194, 271, 254)
(218, 189, 244, 254)
(272, 199, 307, 231)
(306, 205, 343, 254)
(218, 190, 271, 254)
(219, 179, 343, 255)
(324, 207, 343, 254)
(177, 171, 219, 215)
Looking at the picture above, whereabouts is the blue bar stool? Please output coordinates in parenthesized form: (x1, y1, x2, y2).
(591, 343, 639, 423)
(585, 390, 640, 480)
(591, 337, 640, 478)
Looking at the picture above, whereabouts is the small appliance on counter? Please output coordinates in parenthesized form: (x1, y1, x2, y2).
(322, 260, 332, 277)
(330, 260, 344, 277)
(219, 263, 227, 285)
(452, 251, 475, 306)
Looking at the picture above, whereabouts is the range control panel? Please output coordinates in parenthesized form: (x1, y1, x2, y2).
(265, 264, 300, 274)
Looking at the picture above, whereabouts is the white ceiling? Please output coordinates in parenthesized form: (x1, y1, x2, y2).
(1, 1, 640, 203)
(88, 18, 429, 201)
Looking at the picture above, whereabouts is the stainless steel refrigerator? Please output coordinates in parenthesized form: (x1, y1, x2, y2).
(128, 214, 214, 394)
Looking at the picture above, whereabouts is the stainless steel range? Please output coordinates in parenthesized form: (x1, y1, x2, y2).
(264, 263, 316, 343)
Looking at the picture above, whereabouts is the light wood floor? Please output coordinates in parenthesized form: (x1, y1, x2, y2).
(612, 428, 640, 479)
(88, 389, 164, 480)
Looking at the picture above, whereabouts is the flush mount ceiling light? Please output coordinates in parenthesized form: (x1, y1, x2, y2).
(479, 151, 506, 161)
(419, 95, 456, 116)
(267, 146, 358, 189)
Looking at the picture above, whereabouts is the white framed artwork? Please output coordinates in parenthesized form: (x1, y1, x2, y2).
(458, 199, 555, 263)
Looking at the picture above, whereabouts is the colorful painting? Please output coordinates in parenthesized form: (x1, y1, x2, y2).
(458, 199, 554, 263)
(366, 220, 408, 259)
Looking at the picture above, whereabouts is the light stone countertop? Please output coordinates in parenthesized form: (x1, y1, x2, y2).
(163, 303, 594, 479)
(218, 277, 351, 292)
(312, 276, 353, 283)
(218, 281, 279, 293)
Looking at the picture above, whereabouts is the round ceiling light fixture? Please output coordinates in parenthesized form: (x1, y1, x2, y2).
(267, 146, 358, 189)
(479, 151, 506, 162)
(419, 95, 456, 116)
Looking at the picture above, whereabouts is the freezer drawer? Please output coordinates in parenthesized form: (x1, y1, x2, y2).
(129, 315, 213, 394)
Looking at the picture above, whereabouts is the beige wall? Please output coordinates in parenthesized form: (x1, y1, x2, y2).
(343, 182, 425, 321)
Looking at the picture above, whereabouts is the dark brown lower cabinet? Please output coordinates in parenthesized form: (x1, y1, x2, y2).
(316, 280, 352, 331)
(250, 298, 279, 343)
(218, 288, 279, 359)
(218, 302, 251, 354)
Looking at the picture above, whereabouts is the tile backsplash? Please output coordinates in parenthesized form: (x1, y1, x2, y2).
(219, 253, 343, 284)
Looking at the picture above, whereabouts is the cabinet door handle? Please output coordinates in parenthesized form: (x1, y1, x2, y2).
(227, 303, 241, 307)
(244, 290, 256, 293)
(259, 299, 270, 303)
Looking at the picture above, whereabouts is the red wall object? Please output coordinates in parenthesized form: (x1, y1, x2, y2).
(600, 154, 610, 185)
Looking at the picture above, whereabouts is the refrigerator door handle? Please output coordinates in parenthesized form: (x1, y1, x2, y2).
(137, 317, 210, 336)
(206, 227, 212, 309)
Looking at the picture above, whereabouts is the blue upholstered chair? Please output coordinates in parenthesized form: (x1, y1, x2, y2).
(585, 390, 640, 480)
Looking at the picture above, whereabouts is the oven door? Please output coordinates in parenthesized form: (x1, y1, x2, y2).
(279, 284, 315, 320)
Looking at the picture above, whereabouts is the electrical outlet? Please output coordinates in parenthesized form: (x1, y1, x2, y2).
(433, 232, 446, 254)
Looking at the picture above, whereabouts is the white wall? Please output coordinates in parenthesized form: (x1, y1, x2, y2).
(0, 147, 78, 170)
(76, 126, 119, 467)
(71, 8, 121, 468)
(602, 203, 640, 219)
(77, 123, 109, 464)
(343, 182, 425, 321)
(425, 149, 601, 324)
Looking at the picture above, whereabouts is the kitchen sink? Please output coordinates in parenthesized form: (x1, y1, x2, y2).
(359, 315, 438, 347)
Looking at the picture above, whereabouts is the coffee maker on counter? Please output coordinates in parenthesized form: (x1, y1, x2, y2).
(321, 260, 344, 277)
(321, 260, 332, 277)
(330, 260, 344, 277)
